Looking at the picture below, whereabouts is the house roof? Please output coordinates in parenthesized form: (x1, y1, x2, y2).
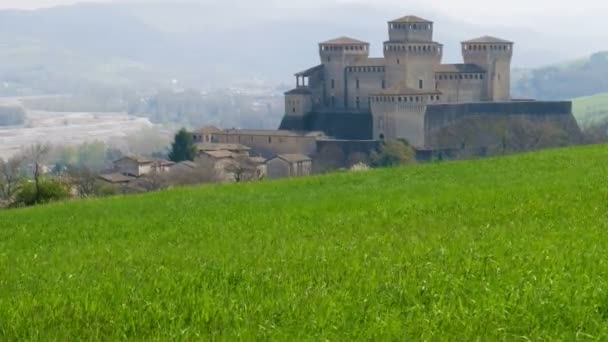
(273, 154, 312, 163)
(114, 156, 155, 165)
(196, 143, 251, 152)
(373, 82, 442, 96)
(99, 173, 136, 184)
(174, 161, 198, 169)
(156, 159, 175, 167)
(285, 87, 312, 96)
(201, 150, 235, 159)
(193, 125, 221, 134)
(249, 157, 267, 164)
(435, 63, 487, 73)
(218, 129, 325, 138)
(462, 36, 513, 44)
(320, 36, 369, 45)
(389, 15, 432, 23)
(295, 64, 323, 76)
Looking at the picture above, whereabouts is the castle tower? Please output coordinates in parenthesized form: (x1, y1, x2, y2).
(383, 16, 443, 91)
(319, 37, 369, 109)
(462, 36, 513, 101)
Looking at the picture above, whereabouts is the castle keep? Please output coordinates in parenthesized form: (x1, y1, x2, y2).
(280, 15, 579, 149)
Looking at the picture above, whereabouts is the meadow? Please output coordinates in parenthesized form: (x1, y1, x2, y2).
(1, 145, 608, 339)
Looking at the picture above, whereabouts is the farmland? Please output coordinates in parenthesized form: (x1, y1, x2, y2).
(1, 145, 608, 339)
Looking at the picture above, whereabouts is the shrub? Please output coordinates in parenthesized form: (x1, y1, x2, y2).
(14, 178, 71, 206)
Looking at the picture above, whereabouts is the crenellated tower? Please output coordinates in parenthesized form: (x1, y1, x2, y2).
(383, 16, 443, 91)
(318, 37, 370, 109)
(462, 36, 513, 101)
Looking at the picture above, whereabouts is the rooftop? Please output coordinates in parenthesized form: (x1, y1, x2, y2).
(219, 129, 325, 138)
(435, 64, 487, 73)
(98, 173, 136, 184)
(273, 154, 312, 163)
(295, 64, 323, 77)
(193, 125, 221, 134)
(389, 15, 432, 24)
(462, 36, 513, 44)
(201, 150, 236, 159)
(320, 36, 369, 45)
(196, 143, 251, 152)
(285, 88, 312, 96)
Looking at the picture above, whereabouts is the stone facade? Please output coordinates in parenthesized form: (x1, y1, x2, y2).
(281, 15, 533, 148)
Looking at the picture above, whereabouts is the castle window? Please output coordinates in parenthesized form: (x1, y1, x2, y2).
(480, 74, 484, 80)
(331, 79, 335, 89)
(398, 97, 402, 102)
(328, 56, 331, 62)
(397, 59, 400, 64)
(415, 96, 420, 102)
(292, 107, 296, 113)
(409, 96, 413, 102)
(382, 80, 386, 89)
(356, 79, 360, 89)
(268, 137, 272, 143)
(356, 96, 360, 109)
(419, 80, 423, 89)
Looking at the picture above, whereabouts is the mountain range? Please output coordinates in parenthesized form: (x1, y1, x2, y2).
(0, 1, 607, 101)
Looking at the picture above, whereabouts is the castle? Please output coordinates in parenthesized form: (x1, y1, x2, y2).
(280, 15, 580, 149)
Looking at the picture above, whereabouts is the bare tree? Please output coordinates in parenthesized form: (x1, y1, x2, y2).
(66, 165, 100, 198)
(26, 143, 51, 204)
(0, 155, 25, 201)
(226, 156, 260, 183)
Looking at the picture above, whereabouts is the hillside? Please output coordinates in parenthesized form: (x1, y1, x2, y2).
(2, 145, 608, 339)
(0, 2, 601, 96)
(513, 52, 608, 100)
(573, 92, 608, 128)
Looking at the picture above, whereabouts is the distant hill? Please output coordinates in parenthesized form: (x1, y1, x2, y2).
(572, 92, 608, 127)
(0, 2, 599, 97)
(513, 52, 608, 101)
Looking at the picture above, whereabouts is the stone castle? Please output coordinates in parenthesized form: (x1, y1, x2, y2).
(280, 15, 580, 149)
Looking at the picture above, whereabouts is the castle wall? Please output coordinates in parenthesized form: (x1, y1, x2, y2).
(213, 132, 319, 158)
(285, 94, 313, 117)
(436, 73, 485, 103)
(280, 110, 373, 140)
(345, 67, 385, 111)
(384, 44, 442, 90)
(388, 23, 433, 42)
(424, 101, 582, 149)
(371, 98, 430, 146)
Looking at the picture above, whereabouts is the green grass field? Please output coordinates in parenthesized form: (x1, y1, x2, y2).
(1, 145, 608, 339)
(573, 92, 608, 127)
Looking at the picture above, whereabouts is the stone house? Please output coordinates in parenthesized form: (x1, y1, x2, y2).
(192, 126, 221, 144)
(267, 154, 313, 179)
(113, 156, 175, 177)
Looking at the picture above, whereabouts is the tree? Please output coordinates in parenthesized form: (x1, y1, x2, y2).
(168, 128, 196, 162)
(14, 178, 71, 207)
(226, 156, 261, 183)
(370, 140, 415, 167)
(26, 143, 51, 205)
(66, 165, 101, 198)
(0, 156, 25, 202)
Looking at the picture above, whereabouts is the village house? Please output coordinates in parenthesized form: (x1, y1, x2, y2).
(267, 154, 313, 179)
(195, 143, 267, 182)
(112, 156, 175, 177)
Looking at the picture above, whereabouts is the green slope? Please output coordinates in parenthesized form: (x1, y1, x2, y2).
(573, 92, 608, 127)
(2, 145, 608, 339)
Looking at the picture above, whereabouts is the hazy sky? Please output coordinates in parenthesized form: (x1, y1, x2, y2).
(1, 0, 606, 27)
(1, 0, 606, 16)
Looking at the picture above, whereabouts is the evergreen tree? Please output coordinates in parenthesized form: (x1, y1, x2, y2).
(168, 129, 196, 162)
